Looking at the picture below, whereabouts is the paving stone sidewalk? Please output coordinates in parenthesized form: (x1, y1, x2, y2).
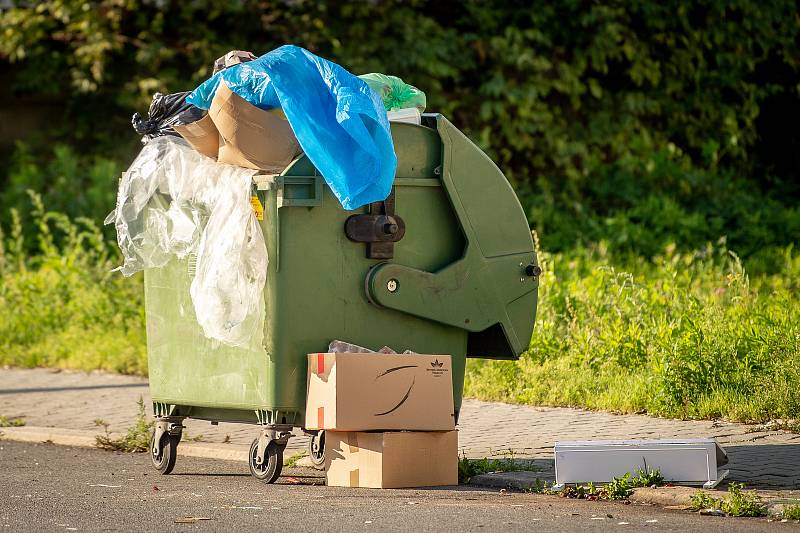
(1, 368, 798, 491)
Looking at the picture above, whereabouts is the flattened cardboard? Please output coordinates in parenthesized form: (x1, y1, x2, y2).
(325, 430, 458, 488)
(174, 114, 220, 159)
(305, 353, 455, 431)
(209, 83, 301, 172)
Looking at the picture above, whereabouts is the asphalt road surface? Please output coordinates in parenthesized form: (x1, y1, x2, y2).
(0, 441, 791, 532)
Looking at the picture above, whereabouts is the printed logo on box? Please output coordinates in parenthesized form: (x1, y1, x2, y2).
(427, 358, 448, 377)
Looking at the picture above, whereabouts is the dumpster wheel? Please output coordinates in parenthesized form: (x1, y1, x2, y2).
(150, 431, 179, 475)
(308, 431, 325, 469)
(249, 438, 283, 483)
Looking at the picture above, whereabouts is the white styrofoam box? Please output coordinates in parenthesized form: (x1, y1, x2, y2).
(387, 108, 422, 125)
(554, 438, 729, 489)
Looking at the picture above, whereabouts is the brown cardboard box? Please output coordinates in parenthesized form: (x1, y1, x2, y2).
(173, 114, 220, 159)
(209, 83, 301, 172)
(305, 353, 455, 431)
(325, 430, 458, 488)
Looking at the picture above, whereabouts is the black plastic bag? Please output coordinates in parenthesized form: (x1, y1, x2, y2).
(131, 92, 206, 140)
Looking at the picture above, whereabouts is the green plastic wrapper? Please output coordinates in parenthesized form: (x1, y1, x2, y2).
(358, 73, 426, 113)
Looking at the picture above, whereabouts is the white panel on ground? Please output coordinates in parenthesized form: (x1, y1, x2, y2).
(553, 438, 729, 489)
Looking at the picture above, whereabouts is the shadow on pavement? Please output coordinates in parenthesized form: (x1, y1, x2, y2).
(0, 383, 148, 394)
(725, 444, 800, 490)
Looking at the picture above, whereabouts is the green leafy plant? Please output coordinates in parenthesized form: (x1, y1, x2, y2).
(690, 483, 767, 517)
(561, 468, 665, 501)
(0, 415, 26, 427)
(783, 505, 800, 521)
(634, 466, 665, 487)
(690, 491, 721, 511)
(603, 473, 634, 500)
(95, 397, 153, 453)
(283, 451, 306, 468)
(723, 483, 767, 517)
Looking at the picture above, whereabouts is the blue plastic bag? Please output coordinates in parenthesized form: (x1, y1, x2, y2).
(187, 45, 396, 211)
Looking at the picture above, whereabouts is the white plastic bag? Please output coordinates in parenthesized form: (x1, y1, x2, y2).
(106, 136, 267, 346)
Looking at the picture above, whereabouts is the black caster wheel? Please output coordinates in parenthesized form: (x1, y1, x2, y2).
(150, 431, 179, 475)
(308, 431, 325, 469)
(249, 438, 283, 483)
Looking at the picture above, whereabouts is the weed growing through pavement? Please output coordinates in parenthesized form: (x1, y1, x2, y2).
(783, 504, 800, 521)
(458, 450, 539, 484)
(690, 482, 767, 517)
(558, 467, 666, 501)
(0, 415, 25, 427)
(95, 396, 153, 452)
(283, 451, 306, 467)
(182, 432, 205, 443)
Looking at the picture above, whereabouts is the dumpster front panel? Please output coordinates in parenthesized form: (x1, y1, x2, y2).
(145, 122, 472, 418)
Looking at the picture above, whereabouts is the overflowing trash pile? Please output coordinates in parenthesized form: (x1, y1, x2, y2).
(107, 45, 426, 346)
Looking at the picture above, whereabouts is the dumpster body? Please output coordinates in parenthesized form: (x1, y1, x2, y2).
(144, 114, 539, 479)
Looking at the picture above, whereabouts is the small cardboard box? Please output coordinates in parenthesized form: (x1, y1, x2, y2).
(305, 353, 455, 431)
(173, 114, 220, 159)
(209, 83, 301, 172)
(325, 430, 458, 488)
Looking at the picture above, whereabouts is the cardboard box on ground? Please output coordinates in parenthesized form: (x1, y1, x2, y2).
(325, 430, 458, 488)
(306, 352, 458, 488)
(174, 83, 301, 172)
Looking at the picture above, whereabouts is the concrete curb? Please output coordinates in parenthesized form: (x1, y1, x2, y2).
(0, 425, 249, 463)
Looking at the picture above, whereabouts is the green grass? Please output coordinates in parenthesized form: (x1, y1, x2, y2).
(466, 237, 800, 423)
(0, 415, 26, 427)
(0, 192, 146, 375)
(690, 483, 767, 517)
(1, 195, 798, 425)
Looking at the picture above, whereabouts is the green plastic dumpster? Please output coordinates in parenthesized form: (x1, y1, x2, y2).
(145, 114, 540, 482)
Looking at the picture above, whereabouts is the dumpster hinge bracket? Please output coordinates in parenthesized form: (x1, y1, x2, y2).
(345, 188, 405, 259)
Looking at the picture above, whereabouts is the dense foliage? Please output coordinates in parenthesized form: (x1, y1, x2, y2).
(0, 2, 798, 422)
(0, 193, 145, 374)
(1, 0, 798, 266)
(466, 238, 800, 421)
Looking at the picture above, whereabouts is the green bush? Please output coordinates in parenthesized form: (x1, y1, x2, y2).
(0, 192, 146, 374)
(1, 143, 121, 241)
(1, 1, 798, 266)
(465, 237, 800, 423)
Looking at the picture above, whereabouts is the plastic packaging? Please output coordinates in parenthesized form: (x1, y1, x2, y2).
(213, 50, 257, 74)
(387, 108, 422, 125)
(131, 92, 206, 140)
(358, 73, 426, 113)
(187, 45, 396, 211)
(327, 340, 405, 354)
(105, 136, 266, 346)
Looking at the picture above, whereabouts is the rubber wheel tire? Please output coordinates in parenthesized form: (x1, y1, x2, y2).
(249, 438, 283, 483)
(308, 431, 326, 469)
(150, 432, 179, 475)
